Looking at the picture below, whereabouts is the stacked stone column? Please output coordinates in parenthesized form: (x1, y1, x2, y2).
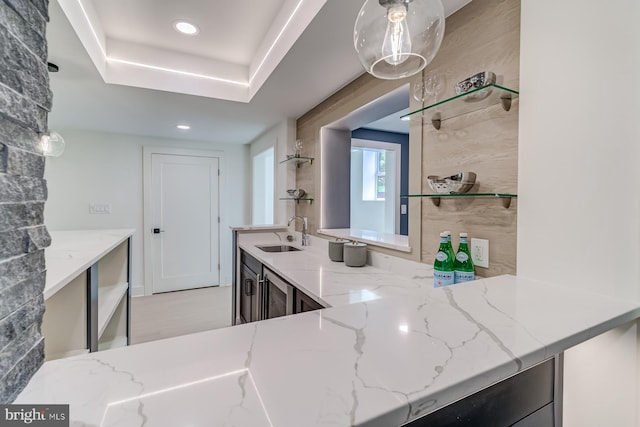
(0, 0, 51, 402)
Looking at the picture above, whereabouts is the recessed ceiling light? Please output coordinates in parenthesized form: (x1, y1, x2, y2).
(176, 124, 191, 130)
(173, 21, 199, 35)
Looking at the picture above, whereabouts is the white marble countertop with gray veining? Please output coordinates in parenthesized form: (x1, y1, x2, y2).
(17, 231, 640, 426)
(43, 229, 135, 300)
(237, 232, 434, 307)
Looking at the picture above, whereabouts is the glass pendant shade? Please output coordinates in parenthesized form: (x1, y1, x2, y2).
(354, 0, 445, 80)
(41, 131, 65, 157)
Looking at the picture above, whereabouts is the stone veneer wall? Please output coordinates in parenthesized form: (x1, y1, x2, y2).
(0, 0, 51, 402)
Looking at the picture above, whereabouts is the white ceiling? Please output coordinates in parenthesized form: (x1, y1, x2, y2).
(93, 0, 287, 65)
(46, 0, 471, 145)
(363, 108, 411, 134)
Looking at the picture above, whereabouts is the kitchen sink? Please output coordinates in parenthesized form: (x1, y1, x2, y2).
(256, 245, 302, 253)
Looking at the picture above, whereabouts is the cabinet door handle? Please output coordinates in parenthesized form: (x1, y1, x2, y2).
(244, 278, 252, 296)
(257, 274, 266, 320)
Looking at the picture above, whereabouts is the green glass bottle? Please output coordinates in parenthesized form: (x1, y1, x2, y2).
(454, 232, 475, 283)
(443, 231, 455, 261)
(434, 232, 454, 287)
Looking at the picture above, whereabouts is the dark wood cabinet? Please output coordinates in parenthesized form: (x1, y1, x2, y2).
(239, 265, 257, 324)
(405, 358, 557, 427)
(238, 250, 324, 323)
(295, 289, 324, 314)
(239, 251, 262, 324)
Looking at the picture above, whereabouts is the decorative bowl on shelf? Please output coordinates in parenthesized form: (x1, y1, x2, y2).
(286, 188, 306, 198)
(455, 72, 496, 102)
(427, 172, 477, 194)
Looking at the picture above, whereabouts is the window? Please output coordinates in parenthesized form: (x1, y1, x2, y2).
(350, 140, 400, 235)
(361, 148, 386, 201)
(252, 147, 274, 224)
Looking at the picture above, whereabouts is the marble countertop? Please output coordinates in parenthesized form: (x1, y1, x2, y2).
(43, 229, 135, 300)
(18, 231, 640, 426)
(238, 232, 433, 307)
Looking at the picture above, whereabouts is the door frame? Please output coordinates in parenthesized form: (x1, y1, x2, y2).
(142, 146, 223, 296)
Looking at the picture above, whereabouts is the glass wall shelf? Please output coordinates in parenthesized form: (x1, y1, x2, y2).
(400, 84, 519, 129)
(279, 197, 314, 204)
(280, 156, 314, 167)
(401, 193, 517, 208)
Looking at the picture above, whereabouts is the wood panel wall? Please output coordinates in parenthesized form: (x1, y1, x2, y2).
(296, 0, 520, 276)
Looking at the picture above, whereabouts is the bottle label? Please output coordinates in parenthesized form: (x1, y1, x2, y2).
(455, 271, 475, 283)
(435, 251, 448, 262)
(456, 252, 469, 262)
(434, 270, 454, 287)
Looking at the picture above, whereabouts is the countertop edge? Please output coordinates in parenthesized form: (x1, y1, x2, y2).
(44, 229, 135, 300)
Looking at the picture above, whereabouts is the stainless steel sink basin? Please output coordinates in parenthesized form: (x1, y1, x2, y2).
(256, 245, 301, 253)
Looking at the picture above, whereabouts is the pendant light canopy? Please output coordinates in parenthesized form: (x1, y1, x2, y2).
(354, 0, 445, 80)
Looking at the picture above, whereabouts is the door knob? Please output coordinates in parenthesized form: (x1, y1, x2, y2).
(152, 228, 165, 234)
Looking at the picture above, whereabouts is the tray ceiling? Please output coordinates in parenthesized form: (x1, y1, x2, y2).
(57, 0, 327, 102)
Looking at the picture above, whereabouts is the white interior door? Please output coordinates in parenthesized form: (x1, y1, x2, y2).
(150, 153, 220, 293)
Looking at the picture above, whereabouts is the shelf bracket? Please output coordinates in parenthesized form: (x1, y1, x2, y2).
(500, 196, 512, 209)
(430, 197, 441, 207)
(295, 158, 312, 168)
(431, 114, 442, 130)
(501, 97, 512, 112)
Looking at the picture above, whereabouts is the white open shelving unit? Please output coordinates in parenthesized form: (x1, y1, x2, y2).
(42, 229, 134, 361)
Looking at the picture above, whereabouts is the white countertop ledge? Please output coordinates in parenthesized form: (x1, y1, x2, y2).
(43, 229, 134, 300)
(318, 228, 411, 252)
(230, 224, 288, 231)
(18, 272, 640, 426)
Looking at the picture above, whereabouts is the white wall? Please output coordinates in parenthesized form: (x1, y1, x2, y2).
(252, 147, 274, 224)
(321, 128, 351, 229)
(519, 1, 640, 425)
(249, 119, 296, 225)
(44, 129, 249, 295)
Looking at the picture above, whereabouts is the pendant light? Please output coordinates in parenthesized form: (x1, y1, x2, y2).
(41, 131, 66, 157)
(354, 0, 445, 80)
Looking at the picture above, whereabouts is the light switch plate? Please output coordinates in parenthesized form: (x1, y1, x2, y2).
(471, 238, 489, 268)
(89, 203, 111, 214)
(401, 204, 407, 215)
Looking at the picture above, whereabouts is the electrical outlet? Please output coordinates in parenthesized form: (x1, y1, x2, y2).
(471, 238, 489, 268)
(401, 204, 407, 215)
(89, 203, 111, 214)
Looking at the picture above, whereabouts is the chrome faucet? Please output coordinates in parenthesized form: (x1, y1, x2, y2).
(288, 215, 309, 246)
